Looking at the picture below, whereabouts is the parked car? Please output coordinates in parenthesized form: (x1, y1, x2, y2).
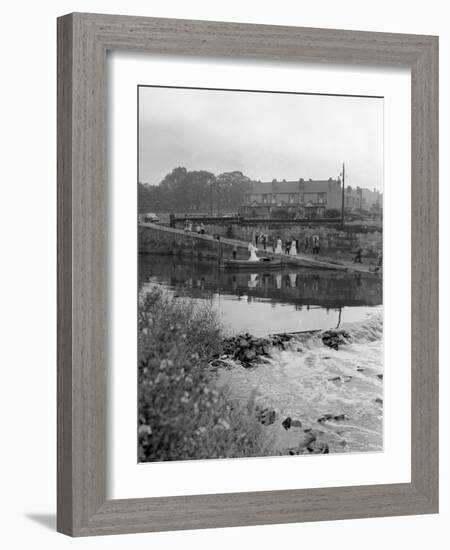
(143, 212, 160, 223)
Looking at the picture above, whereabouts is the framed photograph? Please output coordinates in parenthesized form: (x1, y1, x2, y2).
(57, 13, 438, 536)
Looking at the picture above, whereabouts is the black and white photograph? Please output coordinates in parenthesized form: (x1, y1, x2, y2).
(138, 85, 384, 462)
(1, 1, 443, 544)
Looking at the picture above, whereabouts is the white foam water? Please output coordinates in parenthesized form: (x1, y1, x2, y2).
(217, 308, 383, 455)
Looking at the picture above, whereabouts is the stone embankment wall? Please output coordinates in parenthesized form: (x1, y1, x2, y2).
(139, 225, 249, 260)
(204, 222, 382, 257)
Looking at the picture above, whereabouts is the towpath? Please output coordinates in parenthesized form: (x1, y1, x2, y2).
(140, 222, 380, 274)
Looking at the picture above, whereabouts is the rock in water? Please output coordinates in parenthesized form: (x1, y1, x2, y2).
(222, 333, 275, 366)
(276, 422, 315, 455)
(321, 329, 350, 350)
(256, 407, 277, 426)
(333, 414, 349, 422)
(282, 417, 302, 430)
(297, 431, 317, 453)
(307, 441, 329, 454)
(282, 417, 292, 430)
(243, 349, 256, 363)
(317, 413, 334, 423)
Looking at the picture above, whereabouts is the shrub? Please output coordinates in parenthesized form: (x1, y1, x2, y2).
(324, 208, 341, 218)
(270, 207, 295, 219)
(138, 285, 269, 461)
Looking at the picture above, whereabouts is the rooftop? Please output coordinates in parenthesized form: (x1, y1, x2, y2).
(246, 179, 340, 194)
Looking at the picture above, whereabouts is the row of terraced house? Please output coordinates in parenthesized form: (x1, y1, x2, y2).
(241, 178, 382, 218)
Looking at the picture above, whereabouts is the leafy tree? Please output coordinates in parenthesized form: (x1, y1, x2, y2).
(216, 171, 251, 213)
(139, 168, 252, 214)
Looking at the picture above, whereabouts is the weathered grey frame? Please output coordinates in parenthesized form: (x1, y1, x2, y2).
(57, 12, 439, 537)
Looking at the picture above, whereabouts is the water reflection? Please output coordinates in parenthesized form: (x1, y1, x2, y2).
(139, 254, 382, 310)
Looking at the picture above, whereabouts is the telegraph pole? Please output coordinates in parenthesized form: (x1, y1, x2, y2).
(217, 179, 221, 216)
(210, 178, 213, 216)
(341, 162, 345, 224)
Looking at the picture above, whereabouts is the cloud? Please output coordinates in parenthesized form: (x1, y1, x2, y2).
(139, 86, 383, 191)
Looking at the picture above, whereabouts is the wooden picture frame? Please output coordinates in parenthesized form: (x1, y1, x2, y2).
(57, 12, 438, 536)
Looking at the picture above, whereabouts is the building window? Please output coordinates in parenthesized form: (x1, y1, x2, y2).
(262, 194, 268, 204)
(318, 192, 326, 204)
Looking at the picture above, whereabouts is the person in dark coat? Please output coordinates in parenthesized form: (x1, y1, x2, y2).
(285, 239, 291, 255)
(312, 235, 320, 255)
(303, 236, 309, 252)
(353, 248, 363, 263)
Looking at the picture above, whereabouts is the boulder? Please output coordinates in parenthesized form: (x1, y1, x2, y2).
(321, 329, 350, 350)
(276, 422, 315, 454)
(282, 417, 302, 430)
(256, 407, 277, 426)
(243, 349, 256, 362)
(317, 414, 334, 423)
(282, 417, 292, 430)
(306, 441, 329, 454)
(298, 431, 317, 452)
(222, 333, 276, 365)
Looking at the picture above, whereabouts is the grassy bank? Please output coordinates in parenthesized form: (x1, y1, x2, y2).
(138, 285, 268, 462)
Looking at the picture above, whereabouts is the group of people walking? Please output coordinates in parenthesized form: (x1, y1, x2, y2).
(254, 232, 321, 256)
(183, 220, 205, 234)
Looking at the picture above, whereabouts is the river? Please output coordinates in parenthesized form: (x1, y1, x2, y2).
(139, 253, 383, 454)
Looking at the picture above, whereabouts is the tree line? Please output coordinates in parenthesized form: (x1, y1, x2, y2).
(139, 167, 250, 214)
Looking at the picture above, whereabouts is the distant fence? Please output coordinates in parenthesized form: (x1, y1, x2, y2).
(170, 214, 346, 227)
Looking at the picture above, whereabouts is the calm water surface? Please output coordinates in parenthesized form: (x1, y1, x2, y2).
(139, 254, 382, 336)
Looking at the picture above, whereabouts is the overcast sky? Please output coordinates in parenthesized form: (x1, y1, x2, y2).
(139, 86, 383, 191)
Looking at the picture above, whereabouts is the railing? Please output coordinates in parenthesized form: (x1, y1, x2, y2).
(170, 215, 345, 226)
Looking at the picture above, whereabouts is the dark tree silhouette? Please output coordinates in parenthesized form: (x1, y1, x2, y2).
(139, 167, 251, 214)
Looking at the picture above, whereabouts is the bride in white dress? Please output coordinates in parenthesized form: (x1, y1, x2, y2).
(275, 238, 283, 254)
(289, 240, 298, 256)
(248, 242, 259, 262)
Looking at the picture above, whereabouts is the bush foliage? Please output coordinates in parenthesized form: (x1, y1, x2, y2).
(138, 286, 268, 462)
